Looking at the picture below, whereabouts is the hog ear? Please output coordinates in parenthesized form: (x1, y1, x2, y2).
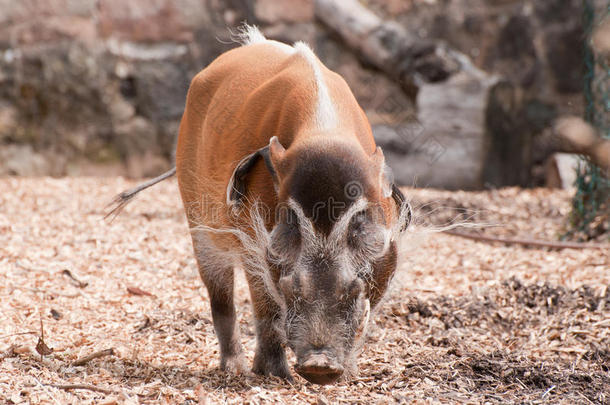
(391, 184, 412, 232)
(269, 136, 286, 170)
(371, 147, 393, 198)
(226, 137, 284, 209)
(371, 147, 411, 232)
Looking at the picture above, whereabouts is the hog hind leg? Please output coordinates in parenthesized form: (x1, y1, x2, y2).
(191, 231, 247, 374)
(243, 267, 292, 380)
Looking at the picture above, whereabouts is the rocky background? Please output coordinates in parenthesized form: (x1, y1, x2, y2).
(0, 0, 585, 187)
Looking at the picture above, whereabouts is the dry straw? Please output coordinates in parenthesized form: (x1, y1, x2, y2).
(0, 178, 608, 403)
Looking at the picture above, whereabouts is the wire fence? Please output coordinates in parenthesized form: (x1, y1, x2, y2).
(569, 0, 609, 240)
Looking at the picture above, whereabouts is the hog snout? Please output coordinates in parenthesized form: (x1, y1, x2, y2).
(295, 351, 344, 385)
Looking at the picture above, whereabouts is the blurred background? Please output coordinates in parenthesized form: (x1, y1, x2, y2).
(0, 0, 607, 191)
(2, 3, 610, 401)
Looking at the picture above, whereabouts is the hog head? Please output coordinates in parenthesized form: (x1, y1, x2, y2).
(229, 136, 411, 384)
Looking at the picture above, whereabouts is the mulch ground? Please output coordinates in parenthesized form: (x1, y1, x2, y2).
(0, 178, 608, 404)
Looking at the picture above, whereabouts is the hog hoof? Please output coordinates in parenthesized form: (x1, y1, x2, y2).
(252, 354, 293, 381)
(221, 353, 248, 374)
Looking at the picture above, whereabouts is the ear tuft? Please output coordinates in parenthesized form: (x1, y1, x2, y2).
(372, 147, 393, 198)
(382, 164, 394, 198)
(391, 184, 411, 232)
(371, 146, 384, 165)
(269, 136, 286, 165)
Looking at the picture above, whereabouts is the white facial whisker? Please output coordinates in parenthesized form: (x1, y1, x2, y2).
(327, 198, 368, 248)
(287, 198, 318, 252)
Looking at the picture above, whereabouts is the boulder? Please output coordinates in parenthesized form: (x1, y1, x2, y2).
(545, 153, 579, 189)
(0, 144, 49, 176)
(0, 0, 589, 185)
(545, 24, 585, 94)
(254, 0, 314, 24)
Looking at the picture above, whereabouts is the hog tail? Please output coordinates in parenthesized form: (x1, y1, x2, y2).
(104, 167, 176, 222)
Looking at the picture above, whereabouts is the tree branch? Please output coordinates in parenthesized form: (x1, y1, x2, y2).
(443, 229, 608, 250)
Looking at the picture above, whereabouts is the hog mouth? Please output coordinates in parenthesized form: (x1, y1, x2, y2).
(295, 364, 344, 385)
(294, 351, 345, 385)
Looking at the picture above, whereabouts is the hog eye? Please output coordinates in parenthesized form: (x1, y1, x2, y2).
(347, 211, 385, 256)
(347, 211, 369, 245)
(270, 209, 301, 260)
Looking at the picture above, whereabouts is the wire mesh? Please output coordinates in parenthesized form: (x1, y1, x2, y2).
(568, 0, 610, 241)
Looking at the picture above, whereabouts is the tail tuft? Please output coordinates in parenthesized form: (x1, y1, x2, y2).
(104, 167, 176, 223)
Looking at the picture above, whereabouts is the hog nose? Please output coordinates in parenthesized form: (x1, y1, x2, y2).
(295, 353, 344, 385)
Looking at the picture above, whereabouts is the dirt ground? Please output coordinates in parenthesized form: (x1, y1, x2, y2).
(0, 178, 608, 404)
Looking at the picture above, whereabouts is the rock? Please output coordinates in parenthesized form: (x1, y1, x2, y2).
(66, 0, 97, 17)
(534, 0, 581, 24)
(133, 60, 192, 121)
(114, 116, 159, 158)
(126, 150, 170, 178)
(545, 153, 579, 189)
(0, 144, 49, 176)
(97, 0, 200, 43)
(0, 0, 589, 185)
(65, 159, 125, 176)
(494, 15, 539, 88)
(545, 24, 585, 94)
(254, 0, 313, 23)
(262, 23, 315, 45)
(497, 15, 536, 61)
(0, 104, 17, 141)
(377, 0, 413, 15)
(108, 90, 136, 123)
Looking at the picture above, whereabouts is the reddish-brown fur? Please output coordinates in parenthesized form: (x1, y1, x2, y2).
(173, 34, 405, 383)
(176, 41, 394, 233)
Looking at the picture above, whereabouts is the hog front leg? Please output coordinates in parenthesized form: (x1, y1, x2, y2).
(198, 263, 247, 373)
(244, 270, 292, 380)
(192, 235, 247, 373)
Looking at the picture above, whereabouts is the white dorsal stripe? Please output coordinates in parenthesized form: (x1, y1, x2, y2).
(235, 25, 337, 129)
(293, 41, 337, 130)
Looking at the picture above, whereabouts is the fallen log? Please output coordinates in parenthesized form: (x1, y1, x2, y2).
(315, 0, 528, 189)
(314, 0, 460, 92)
(534, 116, 610, 180)
(553, 116, 610, 175)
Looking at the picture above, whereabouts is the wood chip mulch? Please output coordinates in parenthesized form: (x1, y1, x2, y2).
(0, 178, 608, 404)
